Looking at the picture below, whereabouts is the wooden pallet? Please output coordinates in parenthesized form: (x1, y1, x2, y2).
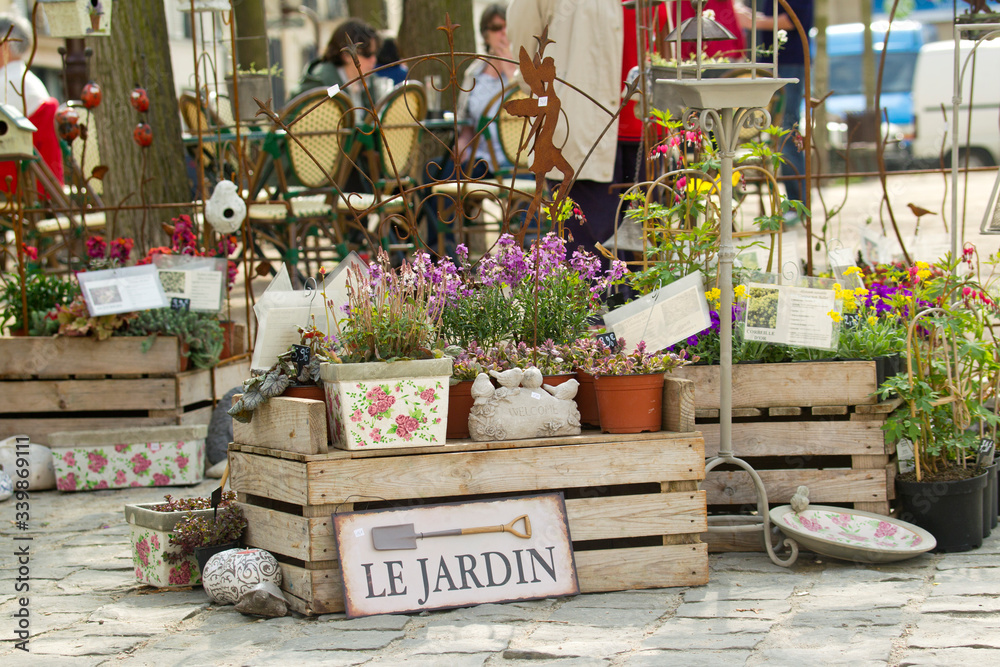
(672, 361, 900, 525)
(228, 427, 709, 616)
(0, 336, 251, 443)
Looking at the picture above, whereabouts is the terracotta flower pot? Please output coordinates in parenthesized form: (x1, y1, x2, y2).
(593, 373, 664, 434)
(574, 370, 601, 427)
(447, 380, 476, 440)
(282, 384, 326, 402)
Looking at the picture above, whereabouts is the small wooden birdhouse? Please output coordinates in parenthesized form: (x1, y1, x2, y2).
(0, 104, 37, 159)
(39, 0, 113, 38)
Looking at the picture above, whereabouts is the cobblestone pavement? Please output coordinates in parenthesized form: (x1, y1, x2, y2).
(2, 479, 998, 666)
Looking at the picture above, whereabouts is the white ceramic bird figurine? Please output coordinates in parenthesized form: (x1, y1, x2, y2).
(543, 379, 579, 401)
(790, 486, 810, 513)
(490, 368, 524, 389)
(204, 180, 247, 233)
(520, 367, 544, 389)
(470, 373, 495, 404)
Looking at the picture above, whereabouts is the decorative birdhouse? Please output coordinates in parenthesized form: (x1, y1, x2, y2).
(0, 104, 38, 159)
(39, 0, 113, 39)
(177, 0, 231, 11)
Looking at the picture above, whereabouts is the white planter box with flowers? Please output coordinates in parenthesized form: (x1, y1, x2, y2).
(320, 358, 452, 450)
(123, 503, 214, 588)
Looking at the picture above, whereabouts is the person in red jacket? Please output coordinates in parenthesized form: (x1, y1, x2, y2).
(0, 13, 65, 198)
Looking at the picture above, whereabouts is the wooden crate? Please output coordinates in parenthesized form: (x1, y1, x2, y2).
(228, 429, 709, 616)
(0, 336, 251, 443)
(672, 361, 900, 523)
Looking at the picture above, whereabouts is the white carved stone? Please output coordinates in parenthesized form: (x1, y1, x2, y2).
(0, 436, 56, 490)
(468, 366, 581, 442)
(202, 548, 283, 606)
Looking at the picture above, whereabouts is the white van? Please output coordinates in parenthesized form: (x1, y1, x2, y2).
(911, 39, 1000, 166)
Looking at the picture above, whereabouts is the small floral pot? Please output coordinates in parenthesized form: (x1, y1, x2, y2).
(124, 503, 217, 588)
(320, 358, 452, 450)
(593, 373, 665, 434)
(447, 380, 476, 440)
(39, 0, 113, 39)
(48, 425, 206, 492)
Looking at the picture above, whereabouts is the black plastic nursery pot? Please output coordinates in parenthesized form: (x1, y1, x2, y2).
(985, 463, 999, 535)
(896, 471, 988, 553)
(194, 541, 241, 576)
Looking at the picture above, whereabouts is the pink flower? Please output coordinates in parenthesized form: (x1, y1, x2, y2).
(62, 451, 76, 466)
(114, 444, 128, 453)
(57, 473, 77, 491)
(135, 566, 143, 579)
(96, 480, 108, 490)
(175, 456, 189, 470)
(395, 414, 420, 440)
(419, 388, 436, 404)
(371, 428, 381, 443)
(131, 453, 151, 475)
(114, 470, 128, 486)
(152, 472, 171, 486)
(151, 534, 160, 550)
(87, 451, 108, 473)
(109, 237, 133, 263)
(22, 244, 38, 261)
(873, 521, 898, 539)
(168, 561, 192, 585)
(135, 538, 150, 567)
(831, 513, 851, 527)
(351, 409, 364, 422)
(130, 481, 140, 487)
(86, 235, 107, 259)
(798, 516, 822, 532)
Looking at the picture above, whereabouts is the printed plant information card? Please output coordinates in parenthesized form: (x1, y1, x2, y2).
(603, 271, 711, 352)
(743, 282, 838, 350)
(77, 264, 168, 317)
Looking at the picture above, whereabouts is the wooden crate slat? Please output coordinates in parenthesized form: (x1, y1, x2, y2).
(0, 378, 176, 413)
(673, 361, 878, 409)
(305, 436, 706, 506)
(700, 420, 887, 458)
(241, 503, 331, 563)
(278, 562, 344, 615)
(564, 491, 707, 541)
(662, 377, 695, 433)
(180, 405, 215, 425)
(812, 406, 848, 416)
(704, 469, 887, 505)
(0, 336, 182, 377)
(233, 396, 328, 455)
(1, 415, 178, 444)
(229, 451, 311, 505)
(575, 544, 708, 592)
(212, 359, 252, 399)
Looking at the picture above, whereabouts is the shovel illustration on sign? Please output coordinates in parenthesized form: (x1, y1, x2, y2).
(372, 514, 531, 551)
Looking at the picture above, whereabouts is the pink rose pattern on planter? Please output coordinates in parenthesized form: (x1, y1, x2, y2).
(130, 525, 203, 587)
(779, 510, 926, 550)
(54, 439, 204, 491)
(326, 378, 447, 448)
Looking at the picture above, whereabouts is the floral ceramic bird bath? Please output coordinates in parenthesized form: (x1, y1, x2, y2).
(770, 504, 936, 563)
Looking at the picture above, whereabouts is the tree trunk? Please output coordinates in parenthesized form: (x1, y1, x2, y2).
(91, 2, 189, 253)
(397, 1, 475, 110)
(347, 0, 387, 29)
(234, 0, 269, 72)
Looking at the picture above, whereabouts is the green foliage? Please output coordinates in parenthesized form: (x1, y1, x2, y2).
(56, 294, 136, 341)
(1, 270, 79, 335)
(440, 282, 519, 349)
(163, 502, 247, 564)
(152, 491, 237, 513)
(125, 308, 225, 369)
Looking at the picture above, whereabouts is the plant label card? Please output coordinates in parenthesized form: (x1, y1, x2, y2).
(603, 271, 711, 352)
(827, 248, 864, 289)
(251, 305, 315, 371)
(333, 493, 578, 618)
(153, 255, 227, 312)
(743, 282, 837, 350)
(77, 264, 168, 317)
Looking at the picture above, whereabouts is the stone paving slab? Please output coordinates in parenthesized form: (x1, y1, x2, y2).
(897, 647, 1000, 665)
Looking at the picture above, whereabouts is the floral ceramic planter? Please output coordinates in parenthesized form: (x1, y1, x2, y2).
(47, 425, 206, 492)
(123, 503, 216, 587)
(320, 358, 452, 450)
(39, 0, 113, 38)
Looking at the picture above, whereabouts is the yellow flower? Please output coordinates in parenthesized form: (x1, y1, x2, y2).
(854, 287, 869, 297)
(870, 294, 881, 302)
(843, 266, 862, 277)
(916, 269, 932, 281)
(734, 284, 747, 298)
(707, 287, 721, 302)
(916, 261, 930, 270)
(867, 315, 878, 326)
(828, 310, 843, 323)
(833, 283, 842, 292)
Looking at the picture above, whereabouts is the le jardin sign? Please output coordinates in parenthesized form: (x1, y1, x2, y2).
(333, 493, 578, 618)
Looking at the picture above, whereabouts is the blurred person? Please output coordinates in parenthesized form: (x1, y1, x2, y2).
(672, 0, 747, 62)
(508, 0, 623, 265)
(737, 0, 813, 213)
(289, 18, 381, 102)
(376, 36, 408, 85)
(0, 13, 63, 197)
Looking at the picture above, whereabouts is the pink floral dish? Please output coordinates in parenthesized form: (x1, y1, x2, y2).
(770, 504, 936, 563)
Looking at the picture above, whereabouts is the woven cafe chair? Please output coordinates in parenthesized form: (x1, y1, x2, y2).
(245, 88, 355, 281)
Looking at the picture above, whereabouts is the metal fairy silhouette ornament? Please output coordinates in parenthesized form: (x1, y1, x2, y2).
(504, 27, 575, 238)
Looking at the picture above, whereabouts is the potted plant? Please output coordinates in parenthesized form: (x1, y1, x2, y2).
(165, 502, 248, 577)
(124, 307, 225, 370)
(124, 492, 241, 588)
(578, 337, 689, 434)
(320, 249, 452, 450)
(1, 260, 78, 336)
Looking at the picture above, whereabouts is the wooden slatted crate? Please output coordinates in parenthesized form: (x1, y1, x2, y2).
(672, 361, 900, 530)
(227, 378, 707, 616)
(0, 336, 251, 443)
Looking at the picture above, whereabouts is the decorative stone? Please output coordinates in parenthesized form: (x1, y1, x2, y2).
(0, 436, 56, 490)
(468, 366, 581, 441)
(202, 548, 282, 606)
(234, 580, 288, 618)
(0, 468, 13, 501)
